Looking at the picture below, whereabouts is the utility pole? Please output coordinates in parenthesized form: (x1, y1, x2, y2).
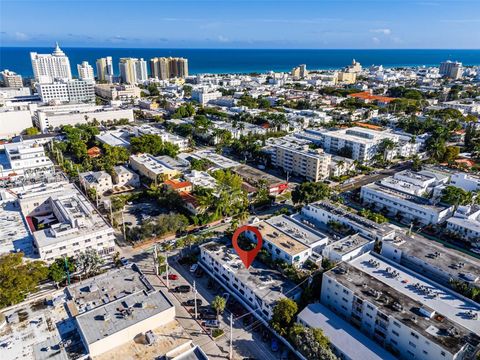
(229, 313, 233, 360)
(153, 244, 159, 276)
(165, 252, 170, 289)
(193, 281, 198, 320)
(64, 256, 71, 286)
(121, 207, 126, 240)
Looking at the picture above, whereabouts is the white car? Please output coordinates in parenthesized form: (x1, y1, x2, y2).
(190, 264, 199, 273)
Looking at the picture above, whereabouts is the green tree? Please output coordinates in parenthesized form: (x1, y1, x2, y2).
(48, 257, 76, 287)
(130, 134, 179, 157)
(441, 186, 474, 207)
(292, 182, 331, 205)
(24, 127, 40, 136)
(289, 324, 337, 360)
(270, 298, 298, 336)
(443, 146, 460, 163)
(76, 249, 104, 278)
(211, 295, 227, 319)
(0, 253, 48, 309)
(411, 154, 423, 171)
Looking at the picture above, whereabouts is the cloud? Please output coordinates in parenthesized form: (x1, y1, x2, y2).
(370, 28, 392, 35)
(14, 32, 29, 41)
(217, 35, 229, 43)
(372, 37, 381, 44)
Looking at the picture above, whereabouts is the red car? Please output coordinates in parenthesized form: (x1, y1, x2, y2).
(163, 274, 178, 280)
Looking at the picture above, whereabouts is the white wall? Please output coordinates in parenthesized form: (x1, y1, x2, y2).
(0, 110, 33, 139)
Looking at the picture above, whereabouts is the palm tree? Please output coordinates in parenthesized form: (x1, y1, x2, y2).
(211, 295, 226, 320)
(379, 139, 396, 162)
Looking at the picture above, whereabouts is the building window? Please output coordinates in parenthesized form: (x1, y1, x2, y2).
(392, 330, 399, 337)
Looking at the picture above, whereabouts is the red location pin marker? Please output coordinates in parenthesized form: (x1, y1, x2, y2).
(232, 225, 263, 269)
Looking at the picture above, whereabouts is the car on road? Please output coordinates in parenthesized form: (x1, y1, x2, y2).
(174, 285, 191, 293)
(203, 320, 220, 328)
(190, 264, 199, 273)
(185, 299, 203, 307)
(120, 257, 129, 266)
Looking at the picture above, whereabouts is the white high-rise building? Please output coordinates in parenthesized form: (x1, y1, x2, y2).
(36, 80, 95, 103)
(96, 56, 114, 82)
(30, 42, 72, 83)
(119, 58, 147, 84)
(77, 61, 95, 81)
(0, 69, 23, 87)
(439, 60, 463, 79)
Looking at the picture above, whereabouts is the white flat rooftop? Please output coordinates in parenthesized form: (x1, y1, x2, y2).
(298, 303, 397, 360)
(350, 252, 480, 334)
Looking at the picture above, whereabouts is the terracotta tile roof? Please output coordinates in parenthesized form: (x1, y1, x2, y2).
(87, 146, 102, 158)
(353, 122, 383, 130)
(164, 179, 192, 190)
(349, 91, 395, 103)
(180, 191, 198, 207)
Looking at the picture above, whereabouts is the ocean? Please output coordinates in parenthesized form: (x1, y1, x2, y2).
(1, 47, 479, 77)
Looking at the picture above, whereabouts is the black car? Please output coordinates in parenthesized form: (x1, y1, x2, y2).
(185, 299, 203, 307)
(174, 285, 191, 293)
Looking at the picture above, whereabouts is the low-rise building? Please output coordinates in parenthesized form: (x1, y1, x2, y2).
(232, 164, 288, 196)
(321, 233, 375, 262)
(321, 252, 480, 360)
(199, 242, 302, 320)
(18, 182, 116, 262)
(450, 172, 480, 192)
(360, 178, 454, 225)
(79, 171, 113, 195)
(34, 104, 134, 132)
(297, 303, 397, 360)
(301, 200, 395, 241)
(446, 205, 480, 245)
(67, 265, 175, 357)
(134, 124, 189, 151)
(0, 106, 34, 139)
(186, 149, 240, 169)
(113, 165, 140, 188)
(184, 170, 217, 189)
(1, 140, 55, 180)
(381, 231, 480, 288)
(129, 154, 182, 181)
(95, 84, 142, 100)
(191, 87, 222, 105)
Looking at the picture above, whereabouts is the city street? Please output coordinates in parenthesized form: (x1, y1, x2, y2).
(124, 247, 283, 360)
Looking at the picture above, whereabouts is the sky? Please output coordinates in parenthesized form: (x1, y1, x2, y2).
(1, 0, 479, 49)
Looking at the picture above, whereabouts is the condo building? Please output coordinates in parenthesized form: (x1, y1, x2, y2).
(16, 181, 115, 262)
(446, 205, 480, 244)
(119, 58, 148, 84)
(321, 252, 480, 360)
(439, 61, 463, 79)
(30, 43, 72, 83)
(95, 56, 114, 82)
(273, 144, 331, 182)
(150, 57, 189, 79)
(0, 69, 23, 87)
(322, 126, 399, 162)
(77, 61, 95, 81)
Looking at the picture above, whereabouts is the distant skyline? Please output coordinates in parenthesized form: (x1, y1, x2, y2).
(1, 0, 479, 49)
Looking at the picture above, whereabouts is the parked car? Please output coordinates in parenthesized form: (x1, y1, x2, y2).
(203, 320, 220, 328)
(174, 285, 191, 293)
(120, 257, 129, 266)
(165, 274, 178, 280)
(190, 264, 199, 273)
(185, 299, 203, 307)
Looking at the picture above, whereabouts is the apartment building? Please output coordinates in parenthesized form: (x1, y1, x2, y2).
(439, 61, 463, 79)
(1, 140, 55, 180)
(446, 205, 480, 244)
(18, 182, 116, 262)
(95, 56, 114, 82)
(129, 153, 183, 181)
(79, 170, 113, 195)
(30, 43, 72, 83)
(0, 69, 23, 87)
(95, 84, 142, 100)
(191, 87, 222, 105)
(450, 173, 480, 192)
(119, 58, 148, 84)
(301, 200, 395, 242)
(273, 144, 331, 182)
(380, 231, 480, 288)
(35, 80, 95, 103)
(321, 252, 480, 360)
(113, 165, 140, 188)
(77, 61, 95, 81)
(360, 173, 454, 225)
(199, 242, 302, 320)
(323, 127, 399, 162)
(321, 233, 375, 262)
(150, 57, 188, 79)
(34, 104, 134, 132)
(134, 124, 189, 151)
